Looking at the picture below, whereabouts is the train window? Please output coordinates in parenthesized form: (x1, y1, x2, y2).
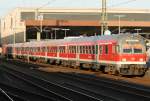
(74, 46, 76, 53)
(68, 46, 71, 53)
(52, 47, 54, 53)
(112, 45, 118, 54)
(116, 45, 120, 53)
(80, 46, 82, 54)
(59, 47, 61, 53)
(32, 47, 34, 52)
(50, 47, 52, 52)
(92, 45, 95, 54)
(99, 46, 102, 54)
(105, 45, 108, 54)
(64, 46, 65, 53)
(86, 46, 88, 54)
(89, 46, 91, 54)
(55, 47, 57, 53)
(82, 46, 85, 54)
(72, 46, 74, 53)
(42, 47, 46, 52)
(52, 47, 53, 53)
(85, 46, 87, 54)
(47, 47, 50, 52)
(123, 44, 132, 53)
(123, 49, 132, 53)
(27, 47, 29, 51)
(59, 46, 65, 53)
(134, 48, 142, 53)
(88, 46, 91, 54)
(71, 46, 73, 53)
(133, 44, 143, 53)
(37, 47, 40, 52)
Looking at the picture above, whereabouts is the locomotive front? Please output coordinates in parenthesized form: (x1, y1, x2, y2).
(118, 35, 147, 76)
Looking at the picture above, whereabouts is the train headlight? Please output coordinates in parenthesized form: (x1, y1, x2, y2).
(140, 58, 143, 61)
(122, 58, 126, 62)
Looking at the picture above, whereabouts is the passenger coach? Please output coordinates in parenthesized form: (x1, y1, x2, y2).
(3, 34, 147, 76)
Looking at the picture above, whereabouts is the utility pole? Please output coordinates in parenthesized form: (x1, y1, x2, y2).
(114, 15, 125, 34)
(134, 28, 142, 35)
(51, 28, 60, 39)
(62, 28, 70, 37)
(101, 0, 108, 35)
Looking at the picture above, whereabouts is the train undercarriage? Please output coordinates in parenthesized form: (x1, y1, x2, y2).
(5, 54, 147, 76)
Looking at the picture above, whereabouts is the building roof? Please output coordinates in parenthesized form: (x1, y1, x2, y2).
(12, 7, 150, 27)
(15, 7, 150, 21)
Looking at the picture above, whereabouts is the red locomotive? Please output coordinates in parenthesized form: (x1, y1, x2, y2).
(3, 34, 148, 76)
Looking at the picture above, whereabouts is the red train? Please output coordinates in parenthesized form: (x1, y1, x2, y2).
(3, 34, 148, 76)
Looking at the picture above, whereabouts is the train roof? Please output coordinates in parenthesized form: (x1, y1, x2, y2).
(63, 33, 145, 44)
(6, 33, 145, 47)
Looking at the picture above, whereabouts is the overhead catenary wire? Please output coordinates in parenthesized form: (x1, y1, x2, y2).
(35, 0, 57, 16)
(37, 0, 57, 9)
(108, 0, 140, 8)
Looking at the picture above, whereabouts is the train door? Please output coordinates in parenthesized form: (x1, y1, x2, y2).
(92, 44, 99, 70)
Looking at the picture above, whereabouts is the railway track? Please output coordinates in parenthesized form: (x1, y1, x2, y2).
(54, 72, 150, 101)
(0, 86, 24, 101)
(0, 67, 71, 101)
(1, 59, 150, 101)
(1, 64, 103, 101)
(0, 82, 54, 101)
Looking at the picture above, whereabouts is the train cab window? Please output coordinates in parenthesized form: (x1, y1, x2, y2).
(99, 46, 103, 54)
(105, 45, 108, 54)
(134, 48, 142, 53)
(123, 48, 132, 53)
(133, 44, 143, 53)
(123, 44, 132, 53)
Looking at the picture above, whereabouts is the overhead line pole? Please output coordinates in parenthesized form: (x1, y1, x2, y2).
(101, 0, 108, 35)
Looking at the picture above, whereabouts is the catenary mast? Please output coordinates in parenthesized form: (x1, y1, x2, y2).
(101, 0, 108, 35)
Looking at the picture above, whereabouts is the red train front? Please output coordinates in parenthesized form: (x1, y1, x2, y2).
(96, 34, 147, 75)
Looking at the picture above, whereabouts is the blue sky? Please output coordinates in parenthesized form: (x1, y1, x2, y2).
(0, 0, 150, 16)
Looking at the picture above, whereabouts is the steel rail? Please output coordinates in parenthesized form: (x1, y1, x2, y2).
(1, 64, 102, 101)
